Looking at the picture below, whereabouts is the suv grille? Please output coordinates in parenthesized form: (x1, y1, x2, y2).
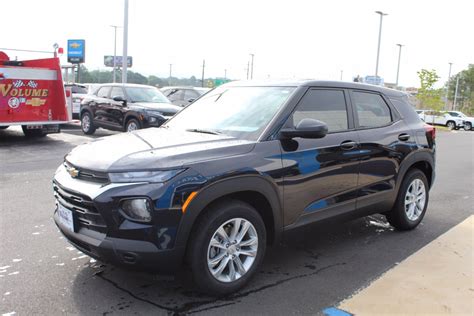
(53, 182, 107, 233)
(64, 162, 109, 184)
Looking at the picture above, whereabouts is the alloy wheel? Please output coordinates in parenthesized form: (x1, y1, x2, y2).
(207, 218, 258, 283)
(127, 121, 138, 132)
(404, 178, 426, 221)
(82, 115, 90, 132)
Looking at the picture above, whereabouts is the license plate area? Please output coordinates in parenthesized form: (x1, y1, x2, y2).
(58, 203, 75, 232)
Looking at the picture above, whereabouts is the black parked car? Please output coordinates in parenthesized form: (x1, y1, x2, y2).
(161, 86, 210, 107)
(53, 80, 435, 295)
(80, 84, 182, 134)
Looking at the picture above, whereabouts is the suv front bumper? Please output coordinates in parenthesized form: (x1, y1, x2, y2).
(52, 165, 185, 272)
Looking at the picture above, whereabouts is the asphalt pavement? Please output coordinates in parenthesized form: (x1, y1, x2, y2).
(0, 126, 473, 315)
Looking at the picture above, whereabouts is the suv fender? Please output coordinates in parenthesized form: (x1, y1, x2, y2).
(174, 175, 283, 251)
(396, 150, 435, 193)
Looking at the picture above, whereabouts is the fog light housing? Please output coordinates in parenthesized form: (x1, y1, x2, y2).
(149, 117, 158, 123)
(120, 198, 152, 222)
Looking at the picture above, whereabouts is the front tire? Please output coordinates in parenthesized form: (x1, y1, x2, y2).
(125, 118, 141, 132)
(464, 122, 472, 131)
(187, 199, 266, 295)
(81, 112, 96, 135)
(386, 169, 429, 230)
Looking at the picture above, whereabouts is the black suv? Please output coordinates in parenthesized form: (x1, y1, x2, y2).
(53, 81, 435, 295)
(80, 83, 182, 134)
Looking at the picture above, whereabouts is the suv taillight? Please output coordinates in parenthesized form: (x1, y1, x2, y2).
(424, 124, 436, 140)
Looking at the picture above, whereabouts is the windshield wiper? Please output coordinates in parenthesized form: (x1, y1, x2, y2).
(186, 128, 221, 135)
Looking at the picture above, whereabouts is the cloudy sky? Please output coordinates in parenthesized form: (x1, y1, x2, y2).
(2, 0, 472, 87)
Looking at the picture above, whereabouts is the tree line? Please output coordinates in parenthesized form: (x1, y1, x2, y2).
(76, 66, 220, 88)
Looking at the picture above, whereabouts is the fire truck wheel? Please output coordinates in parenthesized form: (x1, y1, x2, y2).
(81, 112, 96, 135)
(22, 126, 46, 137)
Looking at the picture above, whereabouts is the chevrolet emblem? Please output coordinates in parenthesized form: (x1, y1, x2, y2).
(70, 42, 81, 49)
(67, 167, 79, 178)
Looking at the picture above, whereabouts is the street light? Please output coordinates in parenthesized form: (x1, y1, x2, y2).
(110, 25, 122, 83)
(375, 11, 388, 78)
(395, 44, 403, 87)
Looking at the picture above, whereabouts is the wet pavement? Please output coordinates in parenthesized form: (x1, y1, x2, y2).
(0, 127, 472, 315)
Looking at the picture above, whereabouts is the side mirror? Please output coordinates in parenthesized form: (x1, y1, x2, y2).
(113, 96, 127, 104)
(280, 118, 328, 139)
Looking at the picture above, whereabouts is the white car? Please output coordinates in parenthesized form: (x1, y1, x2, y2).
(446, 111, 474, 131)
(416, 110, 465, 130)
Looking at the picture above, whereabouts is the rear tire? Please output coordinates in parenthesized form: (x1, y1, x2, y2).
(446, 121, 455, 130)
(386, 169, 429, 230)
(187, 199, 266, 295)
(22, 126, 46, 137)
(81, 112, 96, 135)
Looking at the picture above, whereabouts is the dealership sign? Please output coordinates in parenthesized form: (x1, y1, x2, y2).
(104, 56, 133, 68)
(67, 39, 85, 64)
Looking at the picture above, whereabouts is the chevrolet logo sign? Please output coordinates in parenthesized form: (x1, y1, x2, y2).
(70, 42, 81, 49)
(67, 166, 79, 178)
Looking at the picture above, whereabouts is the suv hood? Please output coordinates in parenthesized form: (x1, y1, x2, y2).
(130, 102, 182, 114)
(66, 128, 255, 171)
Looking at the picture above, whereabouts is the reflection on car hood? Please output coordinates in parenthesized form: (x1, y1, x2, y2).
(66, 128, 256, 172)
(130, 102, 182, 114)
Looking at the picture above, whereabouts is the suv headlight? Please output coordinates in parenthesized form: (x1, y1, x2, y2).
(108, 169, 184, 183)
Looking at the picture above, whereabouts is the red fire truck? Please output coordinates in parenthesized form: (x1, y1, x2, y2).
(0, 50, 71, 137)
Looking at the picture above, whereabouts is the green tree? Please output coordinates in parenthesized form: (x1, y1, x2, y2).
(416, 69, 444, 120)
(447, 64, 474, 115)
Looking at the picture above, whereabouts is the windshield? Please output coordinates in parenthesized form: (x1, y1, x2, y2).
(125, 87, 170, 103)
(164, 86, 295, 140)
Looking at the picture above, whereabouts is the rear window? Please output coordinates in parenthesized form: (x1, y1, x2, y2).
(353, 92, 392, 128)
(70, 85, 87, 94)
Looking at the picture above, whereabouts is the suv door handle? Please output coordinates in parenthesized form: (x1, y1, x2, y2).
(398, 133, 410, 141)
(340, 141, 358, 150)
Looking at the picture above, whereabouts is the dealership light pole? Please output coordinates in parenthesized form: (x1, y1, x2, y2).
(110, 25, 121, 83)
(395, 43, 403, 87)
(249, 53, 255, 79)
(445, 62, 453, 109)
(122, 0, 129, 83)
(375, 11, 388, 78)
(201, 59, 205, 87)
(224, 69, 227, 80)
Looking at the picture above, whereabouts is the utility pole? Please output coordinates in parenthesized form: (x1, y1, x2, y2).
(250, 53, 255, 79)
(453, 75, 460, 110)
(340, 70, 343, 81)
(395, 44, 403, 87)
(201, 59, 205, 88)
(122, 0, 129, 84)
(110, 25, 121, 83)
(375, 11, 388, 78)
(224, 69, 227, 80)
